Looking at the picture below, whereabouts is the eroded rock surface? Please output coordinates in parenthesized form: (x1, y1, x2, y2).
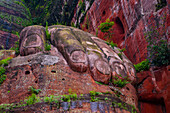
(76, 0, 169, 64)
(137, 66, 170, 113)
(0, 25, 138, 112)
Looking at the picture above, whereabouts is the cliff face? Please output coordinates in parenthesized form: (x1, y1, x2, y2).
(0, 25, 138, 113)
(0, 0, 169, 113)
(0, 0, 94, 49)
(0, 0, 30, 49)
(73, 0, 169, 113)
(76, 0, 169, 64)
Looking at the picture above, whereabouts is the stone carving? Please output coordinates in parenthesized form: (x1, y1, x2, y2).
(19, 25, 136, 85)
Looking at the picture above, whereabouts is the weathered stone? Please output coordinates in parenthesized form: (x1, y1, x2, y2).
(76, 0, 169, 65)
(0, 30, 19, 49)
(0, 50, 15, 60)
(0, 0, 31, 49)
(0, 25, 138, 112)
(19, 25, 46, 56)
(137, 66, 170, 113)
(20, 25, 136, 85)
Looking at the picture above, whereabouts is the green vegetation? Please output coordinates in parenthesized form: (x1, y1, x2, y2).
(118, 48, 126, 52)
(44, 95, 55, 103)
(17, 0, 53, 25)
(25, 94, 41, 105)
(98, 18, 114, 33)
(145, 16, 169, 67)
(44, 21, 51, 51)
(78, 0, 83, 7)
(0, 12, 31, 27)
(0, 104, 14, 111)
(10, 32, 20, 55)
(69, 93, 77, 101)
(71, 22, 76, 28)
(0, 57, 12, 85)
(0, 67, 6, 85)
(117, 48, 126, 59)
(98, 18, 114, 40)
(89, 91, 102, 102)
(28, 86, 41, 95)
(0, 57, 12, 66)
(45, 21, 51, 40)
(14, 1, 32, 26)
(105, 41, 118, 49)
(60, 95, 71, 102)
(10, 40, 20, 55)
(81, 15, 90, 30)
(134, 59, 150, 73)
(0, 91, 137, 112)
(112, 76, 129, 88)
(45, 43, 51, 51)
(95, 81, 105, 85)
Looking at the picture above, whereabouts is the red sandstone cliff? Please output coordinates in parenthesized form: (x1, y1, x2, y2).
(73, 0, 169, 65)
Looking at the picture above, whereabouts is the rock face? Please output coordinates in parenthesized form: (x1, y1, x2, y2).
(71, 0, 169, 112)
(0, 0, 31, 49)
(0, 0, 94, 49)
(0, 25, 138, 112)
(0, 0, 169, 113)
(136, 66, 170, 113)
(76, 0, 169, 65)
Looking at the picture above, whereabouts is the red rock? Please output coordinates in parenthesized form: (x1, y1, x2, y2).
(0, 30, 19, 49)
(137, 66, 170, 113)
(0, 44, 138, 112)
(75, 0, 169, 65)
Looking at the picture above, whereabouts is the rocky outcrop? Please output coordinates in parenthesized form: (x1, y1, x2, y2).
(0, 52, 137, 112)
(71, 0, 169, 112)
(76, 0, 169, 64)
(0, 25, 138, 112)
(0, 0, 169, 112)
(137, 66, 170, 113)
(0, 0, 31, 49)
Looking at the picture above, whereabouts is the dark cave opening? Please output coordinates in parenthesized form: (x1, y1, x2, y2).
(115, 17, 125, 34)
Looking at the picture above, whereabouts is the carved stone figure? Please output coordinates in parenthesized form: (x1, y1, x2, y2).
(19, 25, 136, 85)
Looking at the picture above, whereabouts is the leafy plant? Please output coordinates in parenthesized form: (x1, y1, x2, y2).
(0, 104, 14, 111)
(0, 57, 12, 66)
(89, 91, 102, 102)
(14, 1, 32, 26)
(105, 41, 118, 49)
(25, 94, 40, 105)
(112, 76, 129, 88)
(98, 18, 114, 40)
(118, 53, 123, 59)
(104, 97, 108, 101)
(0, 57, 11, 84)
(145, 18, 169, 67)
(69, 93, 77, 101)
(78, 0, 83, 7)
(0, 73, 6, 85)
(44, 95, 54, 103)
(45, 43, 51, 51)
(28, 86, 41, 95)
(45, 21, 51, 40)
(118, 48, 126, 52)
(98, 18, 114, 33)
(134, 59, 150, 73)
(61, 95, 71, 102)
